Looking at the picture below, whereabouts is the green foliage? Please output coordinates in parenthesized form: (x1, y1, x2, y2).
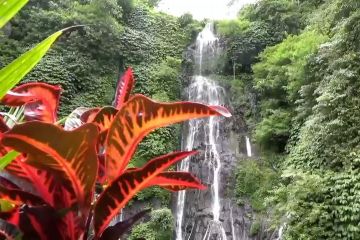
(235, 160, 279, 211)
(129, 208, 174, 240)
(249, 1, 360, 239)
(255, 110, 291, 153)
(249, 219, 261, 236)
(135, 187, 171, 206)
(254, 30, 328, 101)
(0, 27, 67, 99)
(216, 19, 250, 36)
(0, 0, 28, 28)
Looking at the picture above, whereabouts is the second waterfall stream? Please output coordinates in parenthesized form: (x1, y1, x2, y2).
(175, 23, 230, 240)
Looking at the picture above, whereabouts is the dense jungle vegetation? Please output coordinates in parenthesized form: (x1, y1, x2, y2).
(216, 0, 360, 239)
(0, 1, 202, 239)
(2, 0, 360, 239)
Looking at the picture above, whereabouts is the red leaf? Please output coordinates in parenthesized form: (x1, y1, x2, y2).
(0, 186, 46, 206)
(94, 151, 197, 237)
(81, 108, 101, 123)
(0, 176, 19, 190)
(6, 157, 57, 207)
(2, 122, 99, 208)
(56, 186, 81, 240)
(99, 209, 150, 240)
(147, 171, 206, 191)
(0, 208, 19, 226)
(92, 107, 118, 148)
(113, 68, 135, 109)
(18, 205, 62, 240)
(97, 154, 106, 184)
(105, 94, 231, 181)
(1, 82, 61, 123)
(1, 206, 62, 240)
(0, 116, 9, 133)
(0, 219, 22, 240)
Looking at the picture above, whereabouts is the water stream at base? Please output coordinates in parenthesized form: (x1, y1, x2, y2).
(175, 22, 228, 240)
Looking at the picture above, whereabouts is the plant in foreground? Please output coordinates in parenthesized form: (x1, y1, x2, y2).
(0, 68, 231, 239)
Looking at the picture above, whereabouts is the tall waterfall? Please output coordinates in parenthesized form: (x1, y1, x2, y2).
(176, 23, 228, 240)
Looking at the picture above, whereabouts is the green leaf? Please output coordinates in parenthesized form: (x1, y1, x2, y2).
(0, 150, 19, 170)
(0, 26, 81, 100)
(0, 0, 29, 28)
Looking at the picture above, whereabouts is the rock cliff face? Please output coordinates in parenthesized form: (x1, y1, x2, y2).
(174, 23, 260, 240)
(179, 118, 255, 240)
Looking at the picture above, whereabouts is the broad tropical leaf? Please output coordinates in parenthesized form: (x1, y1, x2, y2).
(0, 219, 22, 240)
(106, 94, 231, 181)
(6, 157, 57, 207)
(0, 26, 79, 99)
(0, 116, 9, 133)
(16, 205, 62, 240)
(97, 154, 106, 184)
(1, 122, 99, 207)
(94, 151, 197, 237)
(147, 171, 206, 191)
(0, 186, 46, 206)
(113, 68, 135, 109)
(100, 209, 150, 240)
(1, 82, 62, 122)
(0, 176, 19, 190)
(55, 187, 81, 240)
(81, 108, 100, 123)
(0, 0, 29, 28)
(64, 107, 90, 131)
(92, 107, 118, 133)
(92, 107, 118, 147)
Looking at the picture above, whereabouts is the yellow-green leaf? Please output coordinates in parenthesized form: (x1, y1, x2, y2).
(0, 0, 29, 28)
(0, 150, 19, 170)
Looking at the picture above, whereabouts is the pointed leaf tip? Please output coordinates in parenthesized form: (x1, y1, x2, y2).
(209, 105, 232, 117)
(106, 94, 229, 181)
(113, 67, 135, 109)
(94, 151, 196, 236)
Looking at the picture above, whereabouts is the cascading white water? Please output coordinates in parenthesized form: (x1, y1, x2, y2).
(229, 203, 237, 240)
(176, 23, 228, 240)
(245, 136, 252, 157)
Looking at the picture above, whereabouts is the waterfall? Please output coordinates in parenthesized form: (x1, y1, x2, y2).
(245, 136, 252, 157)
(230, 203, 237, 240)
(176, 23, 228, 240)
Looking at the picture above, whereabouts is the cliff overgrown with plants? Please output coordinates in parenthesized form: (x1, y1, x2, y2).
(216, 0, 360, 239)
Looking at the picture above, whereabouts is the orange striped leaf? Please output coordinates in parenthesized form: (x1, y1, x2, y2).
(99, 209, 150, 240)
(6, 157, 58, 207)
(0, 116, 8, 133)
(105, 94, 231, 181)
(94, 151, 197, 237)
(0, 186, 46, 206)
(0, 219, 22, 240)
(1, 82, 61, 123)
(92, 107, 118, 147)
(81, 108, 101, 123)
(113, 68, 135, 109)
(1, 122, 99, 207)
(147, 171, 206, 191)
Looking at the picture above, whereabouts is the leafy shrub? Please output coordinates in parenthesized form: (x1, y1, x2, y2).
(129, 208, 173, 240)
(235, 160, 279, 211)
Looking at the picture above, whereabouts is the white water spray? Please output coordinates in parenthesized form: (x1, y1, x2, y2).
(245, 136, 252, 157)
(176, 23, 228, 240)
(230, 203, 237, 240)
